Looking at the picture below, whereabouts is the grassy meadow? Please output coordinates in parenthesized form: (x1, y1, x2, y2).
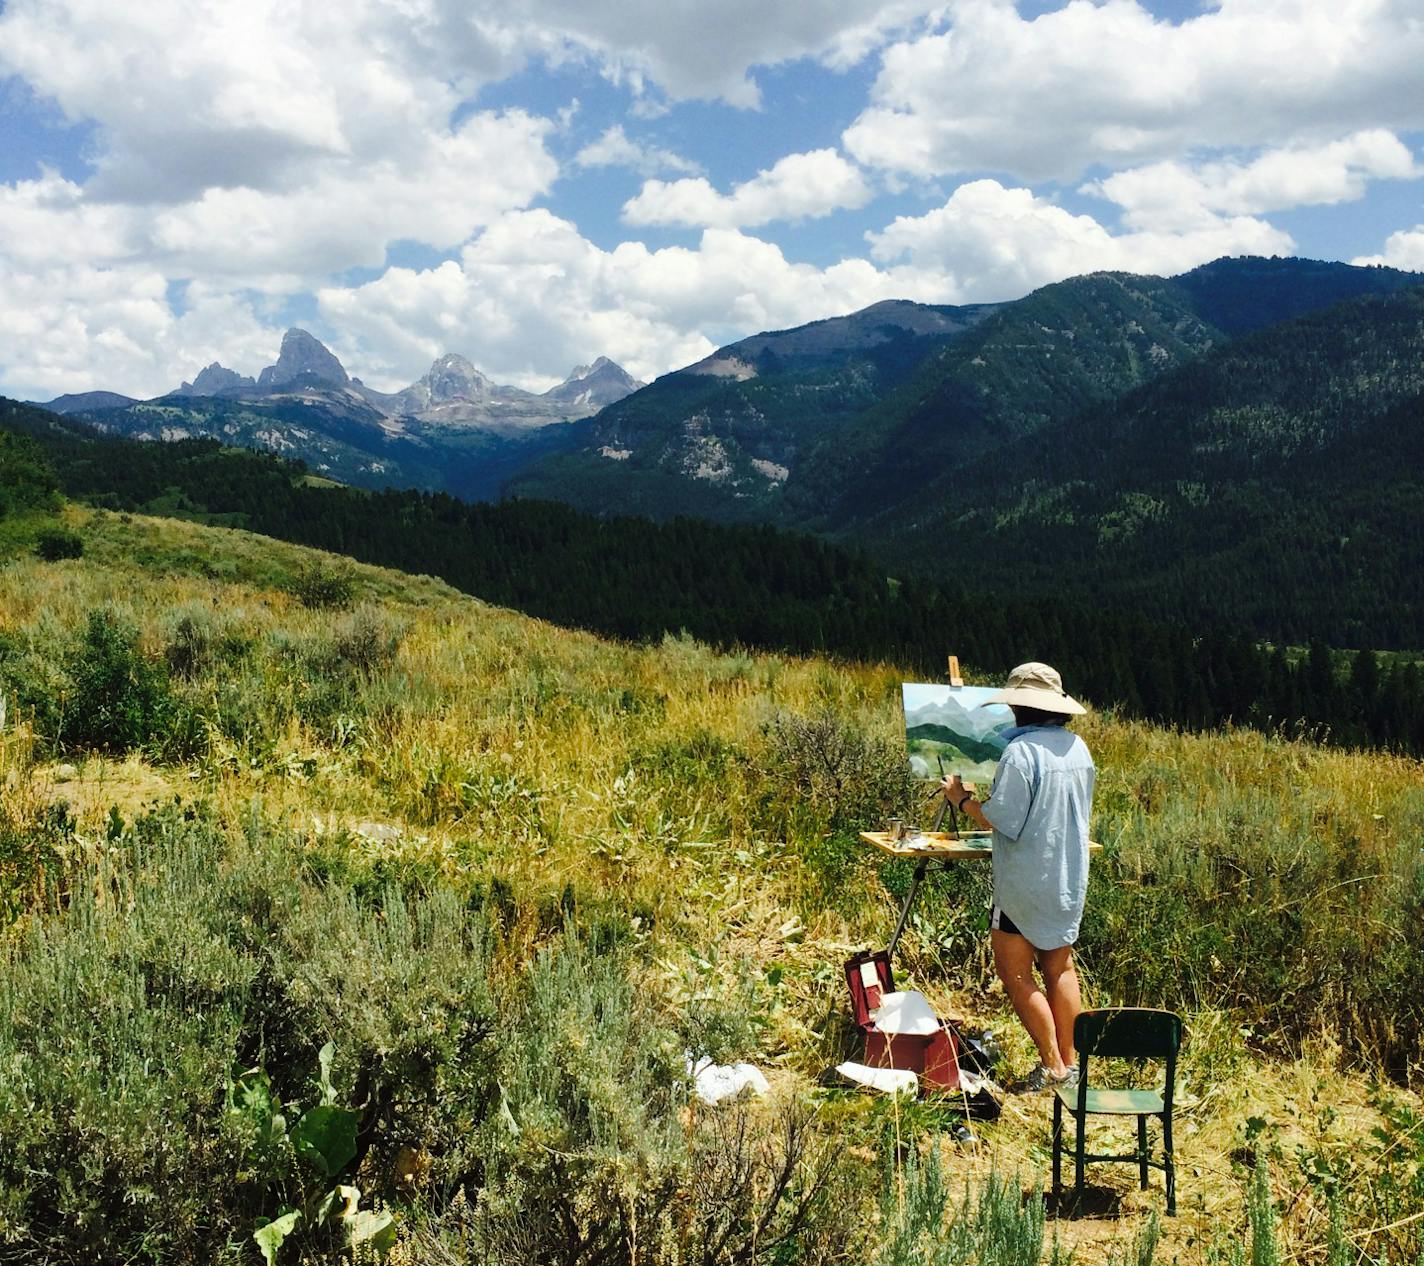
(0, 504, 1421, 1265)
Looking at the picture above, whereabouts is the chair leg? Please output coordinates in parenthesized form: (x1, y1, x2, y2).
(1075, 1109, 1086, 1206)
(1163, 1110, 1176, 1217)
(1137, 1115, 1149, 1190)
(1052, 1096, 1063, 1202)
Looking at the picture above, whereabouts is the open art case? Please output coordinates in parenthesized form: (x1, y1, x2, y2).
(843, 951, 962, 1091)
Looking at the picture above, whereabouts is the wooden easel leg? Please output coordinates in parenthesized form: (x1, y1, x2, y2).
(885, 791, 961, 962)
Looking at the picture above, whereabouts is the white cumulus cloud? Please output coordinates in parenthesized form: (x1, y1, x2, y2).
(0, 0, 942, 161)
(575, 125, 700, 177)
(0, 104, 557, 397)
(867, 179, 1293, 302)
(843, 0, 1424, 183)
(317, 209, 935, 390)
(622, 149, 872, 228)
(513, 0, 942, 107)
(1088, 131, 1422, 233)
(0, 248, 282, 400)
(146, 110, 558, 288)
(0, 0, 497, 202)
(1353, 226, 1424, 271)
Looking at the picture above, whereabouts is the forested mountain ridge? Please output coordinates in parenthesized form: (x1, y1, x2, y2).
(3, 395, 1422, 755)
(778, 270, 1226, 529)
(880, 285, 1424, 646)
(506, 298, 1001, 522)
(509, 273, 1218, 521)
(509, 256, 1421, 528)
(1173, 254, 1424, 336)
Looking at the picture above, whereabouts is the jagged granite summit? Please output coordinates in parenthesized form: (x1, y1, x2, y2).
(172, 363, 257, 397)
(383, 351, 644, 432)
(391, 354, 498, 416)
(418, 354, 495, 404)
(544, 357, 642, 410)
(257, 329, 351, 392)
(219, 330, 642, 427)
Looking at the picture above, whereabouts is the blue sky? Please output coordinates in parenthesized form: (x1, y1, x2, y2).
(1, 0, 1422, 399)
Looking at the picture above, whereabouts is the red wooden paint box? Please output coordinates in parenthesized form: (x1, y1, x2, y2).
(844, 951, 962, 1092)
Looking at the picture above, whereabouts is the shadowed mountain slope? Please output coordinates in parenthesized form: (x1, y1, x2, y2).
(509, 257, 1421, 531)
(879, 285, 1424, 645)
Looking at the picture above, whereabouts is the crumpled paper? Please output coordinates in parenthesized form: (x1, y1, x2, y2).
(686, 1054, 771, 1105)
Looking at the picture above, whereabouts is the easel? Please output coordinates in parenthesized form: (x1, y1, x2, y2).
(883, 655, 977, 959)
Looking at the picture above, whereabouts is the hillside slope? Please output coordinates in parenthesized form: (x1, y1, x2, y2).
(0, 510, 1420, 1264)
(780, 270, 1223, 529)
(5, 395, 1422, 747)
(880, 285, 1424, 646)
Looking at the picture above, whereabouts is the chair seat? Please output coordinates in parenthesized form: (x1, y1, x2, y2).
(1057, 1086, 1165, 1115)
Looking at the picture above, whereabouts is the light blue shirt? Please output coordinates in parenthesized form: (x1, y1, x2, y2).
(981, 724, 1095, 950)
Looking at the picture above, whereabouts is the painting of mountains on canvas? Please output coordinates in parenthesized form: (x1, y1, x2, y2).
(901, 684, 1015, 783)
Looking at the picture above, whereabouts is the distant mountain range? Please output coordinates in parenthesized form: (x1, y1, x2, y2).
(502, 254, 1424, 647)
(35, 331, 642, 498)
(507, 256, 1423, 530)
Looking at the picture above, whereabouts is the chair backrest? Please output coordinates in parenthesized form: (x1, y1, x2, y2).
(1074, 1008, 1182, 1113)
(1076, 1008, 1181, 1060)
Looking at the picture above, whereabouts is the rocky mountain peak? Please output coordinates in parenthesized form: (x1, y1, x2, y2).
(257, 328, 350, 392)
(421, 353, 493, 404)
(544, 357, 643, 408)
(173, 362, 257, 397)
(388, 353, 498, 416)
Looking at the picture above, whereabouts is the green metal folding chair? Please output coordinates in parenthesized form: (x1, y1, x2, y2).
(1052, 1007, 1182, 1216)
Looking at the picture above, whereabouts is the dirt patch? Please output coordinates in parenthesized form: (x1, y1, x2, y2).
(41, 757, 178, 826)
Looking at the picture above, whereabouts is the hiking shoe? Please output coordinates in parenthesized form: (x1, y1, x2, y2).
(1014, 1064, 1077, 1095)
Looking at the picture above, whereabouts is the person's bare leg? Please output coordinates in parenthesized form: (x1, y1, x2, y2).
(992, 929, 1067, 1076)
(1038, 944, 1082, 1069)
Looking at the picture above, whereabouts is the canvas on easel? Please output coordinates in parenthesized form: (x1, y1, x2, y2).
(901, 682, 1014, 783)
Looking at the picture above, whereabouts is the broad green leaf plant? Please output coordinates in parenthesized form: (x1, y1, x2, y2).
(227, 1042, 397, 1264)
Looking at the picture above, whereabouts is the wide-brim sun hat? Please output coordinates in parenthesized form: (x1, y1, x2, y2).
(983, 661, 1087, 716)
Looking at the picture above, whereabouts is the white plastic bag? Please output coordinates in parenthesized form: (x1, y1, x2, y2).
(686, 1055, 771, 1105)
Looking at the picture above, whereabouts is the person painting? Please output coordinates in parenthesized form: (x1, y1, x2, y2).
(940, 662, 1094, 1093)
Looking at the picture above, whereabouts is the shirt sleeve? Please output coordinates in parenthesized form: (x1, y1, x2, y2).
(983, 747, 1034, 842)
